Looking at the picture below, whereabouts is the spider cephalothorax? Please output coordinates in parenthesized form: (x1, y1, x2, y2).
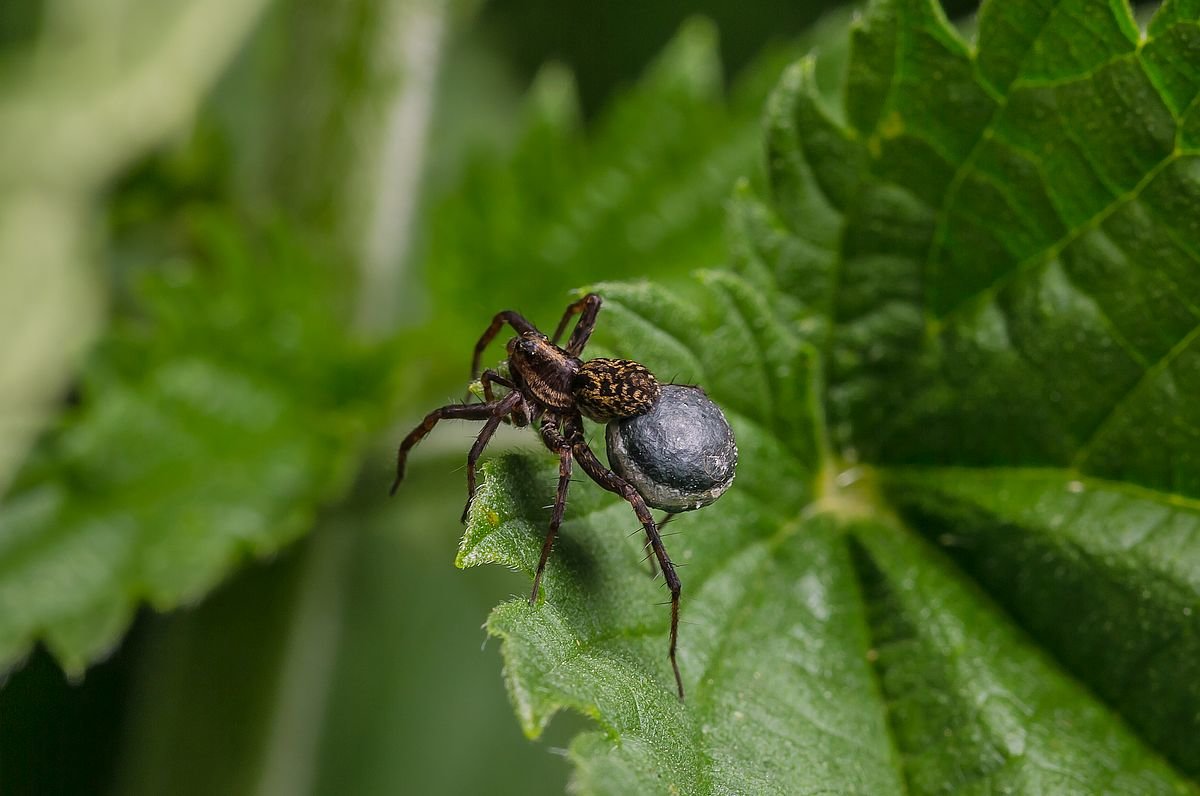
(391, 294, 726, 699)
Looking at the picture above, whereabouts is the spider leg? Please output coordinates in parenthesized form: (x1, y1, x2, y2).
(569, 420, 685, 700)
(645, 512, 679, 577)
(461, 391, 523, 522)
(480, 369, 515, 402)
(511, 397, 535, 428)
(471, 311, 538, 378)
(551, 293, 602, 356)
(479, 369, 524, 425)
(391, 401, 501, 495)
(529, 420, 572, 604)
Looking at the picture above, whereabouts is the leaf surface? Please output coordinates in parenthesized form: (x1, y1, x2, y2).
(460, 0, 1200, 792)
(459, 281, 903, 793)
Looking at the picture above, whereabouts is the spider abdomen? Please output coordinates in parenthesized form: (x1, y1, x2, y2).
(574, 358, 660, 422)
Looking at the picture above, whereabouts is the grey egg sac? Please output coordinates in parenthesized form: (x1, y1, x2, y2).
(605, 384, 737, 512)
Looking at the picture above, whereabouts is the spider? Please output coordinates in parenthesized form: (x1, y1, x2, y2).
(389, 293, 688, 698)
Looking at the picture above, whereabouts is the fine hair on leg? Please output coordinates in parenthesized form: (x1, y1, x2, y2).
(461, 391, 523, 521)
(479, 369, 515, 403)
(529, 432, 572, 604)
(479, 369, 530, 426)
(645, 512, 679, 577)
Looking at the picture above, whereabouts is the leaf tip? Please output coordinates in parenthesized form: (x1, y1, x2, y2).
(644, 15, 723, 99)
(486, 602, 559, 739)
(527, 62, 582, 131)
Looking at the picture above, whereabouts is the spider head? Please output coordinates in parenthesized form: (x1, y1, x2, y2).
(506, 332, 560, 370)
(506, 332, 547, 358)
(573, 358, 661, 422)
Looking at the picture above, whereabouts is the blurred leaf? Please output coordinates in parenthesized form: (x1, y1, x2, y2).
(199, 0, 453, 334)
(106, 456, 575, 796)
(456, 0, 1200, 791)
(417, 13, 850, 359)
(0, 212, 399, 675)
(0, 0, 271, 496)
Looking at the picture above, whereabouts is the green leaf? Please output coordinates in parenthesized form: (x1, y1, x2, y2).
(883, 467, 1200, 778)
(456, 0, 1200, 791)
(418, 14, 849, 355)
(850, 517, 1190, 794)
(0, 212, 398, 675)
(206, 0, 450, 331)
(0, 0, 270, 496)
(459, 281, 909, 793)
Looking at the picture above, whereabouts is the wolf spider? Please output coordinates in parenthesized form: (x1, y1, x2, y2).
(390, 294, 687, 698)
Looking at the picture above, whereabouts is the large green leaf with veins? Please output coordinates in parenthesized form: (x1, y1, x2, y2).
(457, 0, 1200, 792)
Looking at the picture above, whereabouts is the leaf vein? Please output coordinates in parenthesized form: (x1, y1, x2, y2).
(1072, 315, 1200, 468)
(935, 151, 1182, 328)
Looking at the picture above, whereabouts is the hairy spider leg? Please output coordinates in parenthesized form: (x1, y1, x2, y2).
(529, 419, 573, 604)
(568, 422, 685, 700)
(392, 402, 497, 495)
(478, 369, 542, 429)
(390, 392, 521, 497)
(551, 293, 603, 356)
(462, 391, 524, 522)
(479, 369, 513, 403)
(470, 310, 538, 379)
(479, 369, 522, 427)
(645, 512, 679, 577)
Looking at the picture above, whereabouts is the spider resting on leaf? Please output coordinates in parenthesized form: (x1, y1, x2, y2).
(390, 294, 737, 699)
